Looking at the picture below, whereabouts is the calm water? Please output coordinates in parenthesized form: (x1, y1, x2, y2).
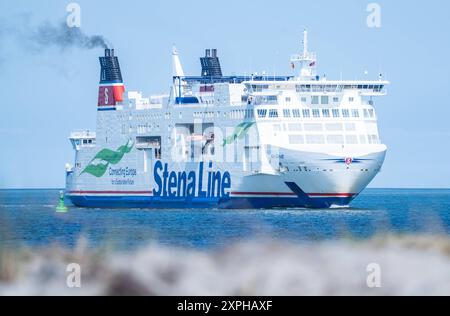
(0, 189, 449, 250)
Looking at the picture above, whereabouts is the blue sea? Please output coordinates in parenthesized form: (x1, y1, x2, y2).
(0, 189, 449, 250)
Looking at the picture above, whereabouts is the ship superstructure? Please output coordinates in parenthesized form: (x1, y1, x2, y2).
(66, 32, 388, 209)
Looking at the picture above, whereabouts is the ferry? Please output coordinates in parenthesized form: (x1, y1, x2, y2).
(65, 31, 389, 209)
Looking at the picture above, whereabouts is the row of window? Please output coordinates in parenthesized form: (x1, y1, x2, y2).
(193, 111, 217, 118)
(296, 84, 384, 93)
(288, 134, 380, 145)
(192, 109, 256, 120)
(73, 139, 95, 147)
(129, 124, 161, 135)
(249, 84, 384, 93)
(250, 95, 350, 106)
(258, 108, 375, 119)
(229, 109, 255, 119)
(274, 122, 358, 133)
(124, 113, 163, 121)
(310, 95, 343, 105)
(251, 95, 278, 105)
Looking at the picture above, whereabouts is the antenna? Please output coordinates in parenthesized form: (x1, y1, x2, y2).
(303, 29, 308, 56)
(291, 29, 317, 80)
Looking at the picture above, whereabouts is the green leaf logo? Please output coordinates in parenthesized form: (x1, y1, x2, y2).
(81, 140, 134, 178)
(222, 121, 256, 146)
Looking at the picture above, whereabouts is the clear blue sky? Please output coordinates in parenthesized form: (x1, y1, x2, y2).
(0, 0, 449, 189)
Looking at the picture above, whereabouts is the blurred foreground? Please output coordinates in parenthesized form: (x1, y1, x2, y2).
(1, 234, 449, 296)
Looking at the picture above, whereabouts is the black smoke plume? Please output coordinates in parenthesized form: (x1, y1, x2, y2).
(31, 21, 110, 50)
(0, 14, 111, 52)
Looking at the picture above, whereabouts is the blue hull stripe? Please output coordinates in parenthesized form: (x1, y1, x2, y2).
(67, 195, 356, 209)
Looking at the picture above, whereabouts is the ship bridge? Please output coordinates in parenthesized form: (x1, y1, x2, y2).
(69, 130, 96, 151)
(244, 80, 389, 96)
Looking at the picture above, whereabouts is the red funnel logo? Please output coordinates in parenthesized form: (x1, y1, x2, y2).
(98, 86, 115, 106)
(98, 84, 125, 106)
(113, 85, 124, 102)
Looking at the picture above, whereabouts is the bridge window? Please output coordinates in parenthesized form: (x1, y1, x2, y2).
(363, 109, 369, 118)
(302, 109, 310, 118)
(251, 84, 269, 92)
(342, 109, 350, 118)
(296, 85, 311, 92)
(257, 109, 267, 118)
(351, 109, 360, 118)
(374, 85, 384, 92)
(283, 109, 291, 118)
(312, 109, 320, 118)
(332, 109, 340, 118)
(292, 109, 301, 118)
(267, 95, 278, 103)
(269, 109, 279, 118)
(322, 109, 330, 118)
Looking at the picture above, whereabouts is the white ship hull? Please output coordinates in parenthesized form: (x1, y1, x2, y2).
(66, 144, 386, 209)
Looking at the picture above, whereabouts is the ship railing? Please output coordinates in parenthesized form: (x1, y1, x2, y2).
(175, 76, 293, 85)
(360, 90, 388, 96)
(69, 130, 96, 140)
(295, 84, 387, 94)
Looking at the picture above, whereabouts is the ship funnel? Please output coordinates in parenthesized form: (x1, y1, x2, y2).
(200, 48, 222, 77)
(98, 48, 125, 109)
